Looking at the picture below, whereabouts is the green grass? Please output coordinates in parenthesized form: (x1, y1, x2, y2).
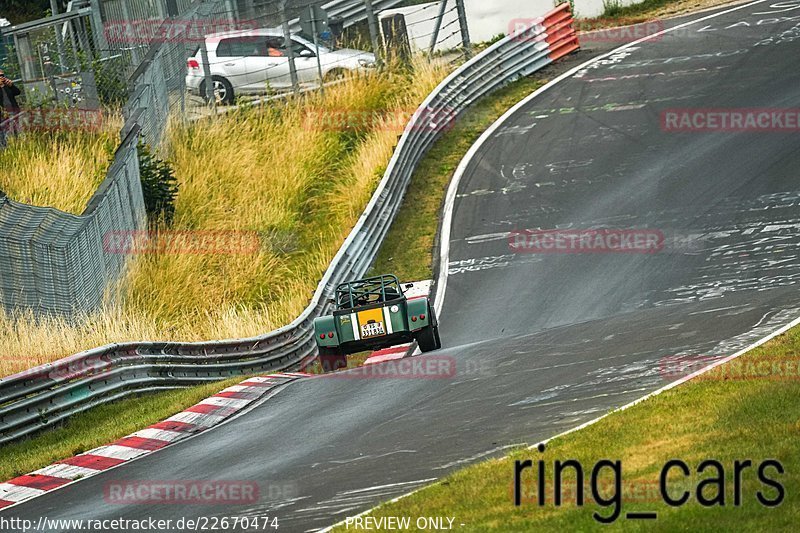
(0, 376, 248, 482)
(338, 327, 800, 531)
(371, 76, 546, 282)
(601, 0, 677, 18)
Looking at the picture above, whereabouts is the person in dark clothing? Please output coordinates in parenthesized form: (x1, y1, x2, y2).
(0, 70, 21, 113)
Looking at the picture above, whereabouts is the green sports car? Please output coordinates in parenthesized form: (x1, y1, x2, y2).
(313, 274, 442, 372)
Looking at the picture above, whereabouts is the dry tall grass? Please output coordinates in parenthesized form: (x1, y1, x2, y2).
(0, 59, 449, 376)
(0, 113, 122, 214)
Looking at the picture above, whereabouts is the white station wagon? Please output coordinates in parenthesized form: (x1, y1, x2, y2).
(186, 28, 376, 104)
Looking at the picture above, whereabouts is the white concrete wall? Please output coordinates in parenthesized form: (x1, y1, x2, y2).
(380, 2, 462, 53)
(385, 0, 647, 46)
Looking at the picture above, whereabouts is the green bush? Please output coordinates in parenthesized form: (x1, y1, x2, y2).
(137, 141, 178, 225)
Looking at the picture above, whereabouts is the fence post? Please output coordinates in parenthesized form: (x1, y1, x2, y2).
(49, 0, 68, 73)
(89, 0, 108, 59)
(428, 0, 448, 57)
(279, 0, 299, 94)
(200, 39, 215, 110)
(454, 0, 472, 59)
(364, 0, 382, 64)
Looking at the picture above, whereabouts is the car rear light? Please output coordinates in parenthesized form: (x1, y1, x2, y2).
(328, 332, 334, 338)
(320, 333, 326, 339)
(420, 314, 426, 320)
(187, 59, 200, 69)
(411, 316, 417, 322)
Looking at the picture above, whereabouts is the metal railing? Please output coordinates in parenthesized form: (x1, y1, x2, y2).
(0, 4, 578, 444)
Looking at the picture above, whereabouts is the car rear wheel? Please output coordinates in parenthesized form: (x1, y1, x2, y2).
(416, 307, 441, 352)
(318, 346, 347, 373)
(200, 76, 234, 105)
(416, 325, 440, 352)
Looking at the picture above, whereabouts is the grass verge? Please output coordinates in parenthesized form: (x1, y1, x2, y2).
(588, 0, 742, 24)
(0, 375, 248, 482)
(337, 327, 800, 531)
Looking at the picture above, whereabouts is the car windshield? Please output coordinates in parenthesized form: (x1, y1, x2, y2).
(335, 275, 403, 310)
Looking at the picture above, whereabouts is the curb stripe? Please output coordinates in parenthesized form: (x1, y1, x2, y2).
(6, 475, 71, 491)
(183, 403, 237, 416)
(0, 484, 45, 502)
(88, 445, 150, 461)
(130, 428, 186, 442)
(148, 420, 201, 433)
(167, 411, 227, 426)
(32, 464, 101, 480)
(58, 454, 126, 470)
(0, 371, 308, 512)
(112, 436, 171, 451)
(364, 344, 413, 366)
(239, 380, 275, 387)
(214, 390, 262, 400)
(198, 396, 251, 409)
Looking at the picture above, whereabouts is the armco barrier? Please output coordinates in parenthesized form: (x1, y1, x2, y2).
(0, 4, 578, 444)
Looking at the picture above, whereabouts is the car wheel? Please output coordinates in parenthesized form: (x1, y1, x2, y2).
(200, 76, 234, 105)
(318, 346, 347, 373)
(416, 325, 439, 353)
(323, 68, 347, 83)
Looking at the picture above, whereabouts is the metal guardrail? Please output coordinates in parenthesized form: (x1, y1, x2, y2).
(0, 4, 578, 445)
